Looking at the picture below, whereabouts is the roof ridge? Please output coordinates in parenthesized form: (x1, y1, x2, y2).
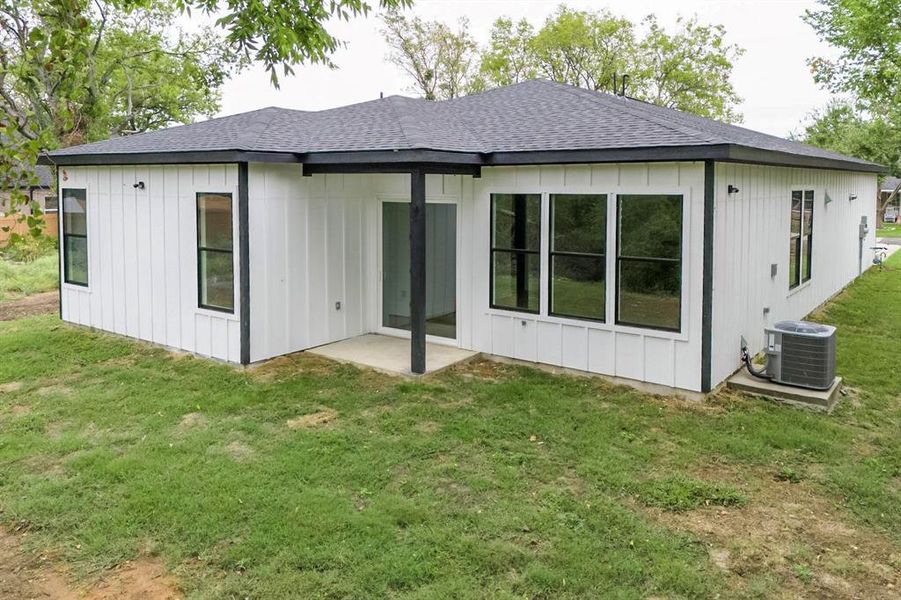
(537, 80, 718, 145)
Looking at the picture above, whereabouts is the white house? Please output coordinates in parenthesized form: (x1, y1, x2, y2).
(43, 80, 881, 393)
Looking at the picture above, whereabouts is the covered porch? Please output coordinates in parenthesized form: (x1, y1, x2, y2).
(300, 161, 481, 374)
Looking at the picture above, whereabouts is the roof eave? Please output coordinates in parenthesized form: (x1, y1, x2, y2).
(39, 144, 886, 174)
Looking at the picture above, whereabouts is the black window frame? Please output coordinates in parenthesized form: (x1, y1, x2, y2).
(61, 187, 88, 287)
(615, 194, 684, 333)
(196, 192, 235, 313)
(548, 193, 607, 322)
(489, 193, 541, 314)
(789, 189, 814, 290)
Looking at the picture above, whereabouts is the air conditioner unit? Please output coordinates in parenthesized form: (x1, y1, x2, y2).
(763, 321, 836, 390)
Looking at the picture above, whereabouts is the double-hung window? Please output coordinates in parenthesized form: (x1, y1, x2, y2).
(61, 188, 88, 286)
(196, 193, 234, 312)
(490, 193, 541, 312)
(616, 194, 683, 331)
(789, 190, 814, 289)
(549, 194, 607, 320)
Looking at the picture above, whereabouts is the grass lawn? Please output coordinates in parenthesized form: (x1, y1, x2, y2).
(0, 255, 899, 598)
(877, 223, 901, 238)
(0, 249, 58, 302)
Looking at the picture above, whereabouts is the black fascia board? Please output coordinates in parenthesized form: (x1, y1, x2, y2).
(40, 143, 885, 173)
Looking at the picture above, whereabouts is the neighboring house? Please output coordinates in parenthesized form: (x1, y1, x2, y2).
(879, 176, 900, 223)
(0, 164, 57, 216)
(42, 80, 881, 393)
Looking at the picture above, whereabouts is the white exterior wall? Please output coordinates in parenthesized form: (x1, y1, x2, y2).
(710, 163, 878, 388)
(58, 165, 242, 362)
(469, 163, 707, 391)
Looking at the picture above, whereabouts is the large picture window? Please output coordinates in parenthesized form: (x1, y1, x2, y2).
(490, 193, 541, 312)
(789, 190, 814, 289)
(197, 193, 234, 312)
(62, 188, 88, 286)
(549, 194, 607, 320)
(616, 194, 683, 331)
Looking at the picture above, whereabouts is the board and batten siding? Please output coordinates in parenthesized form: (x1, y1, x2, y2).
(58, 164, 241, 362)
(710, 163, 877, 388)
(247, 164, 469, 362)
(468, 163, 707, 392)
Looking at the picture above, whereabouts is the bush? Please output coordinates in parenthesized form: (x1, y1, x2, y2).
(1, 233, 58, 262)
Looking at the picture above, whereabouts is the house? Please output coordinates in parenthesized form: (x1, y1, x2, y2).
(41, 80, 881, 393)
(879, 176, 900, 223)
(0, 164, 57, 215)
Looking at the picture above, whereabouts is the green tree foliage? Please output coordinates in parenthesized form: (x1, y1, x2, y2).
(527, 7, 637, 92)
(803, 0, 901, 111)
(478, 17, 537, 88)
(381, 12, 478, 100)
(636, 15, 744, 123)
(801, 0, 901, 213)
(1, 0, 410, 236)
(387, 6, 744, 122)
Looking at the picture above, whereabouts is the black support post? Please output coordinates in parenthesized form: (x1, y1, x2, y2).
(513, 194, 528, 308)
(410, 169, 427, 374)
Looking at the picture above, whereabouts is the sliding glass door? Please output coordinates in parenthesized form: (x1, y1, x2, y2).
(381, 202, 456, 339)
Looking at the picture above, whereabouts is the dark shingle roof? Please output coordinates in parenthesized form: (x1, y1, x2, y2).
(881, 176, 900, 192)
(46, 80, 883, 172)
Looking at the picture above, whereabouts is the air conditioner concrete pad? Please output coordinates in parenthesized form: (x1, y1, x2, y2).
(726, 371, 842, 412)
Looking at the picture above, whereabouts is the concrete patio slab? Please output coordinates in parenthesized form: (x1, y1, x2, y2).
(727, 370, 842, 412)
(307, 334, 479, 377)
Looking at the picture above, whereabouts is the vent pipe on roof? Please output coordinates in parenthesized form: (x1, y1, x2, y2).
(621, 74, 628, 97)
(380, 92, 384, 99)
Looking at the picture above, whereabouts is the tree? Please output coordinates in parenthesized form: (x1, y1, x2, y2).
(478, 17, 537, 89)
(1, 0, 411, 237)
(635, 15, 744, 122)
(478, 7, 744, 122)
(795, 101, 901, 221)
(803, 0, 901, 112)
(529, 7, 636, 92)
(381, 12, 478, 100)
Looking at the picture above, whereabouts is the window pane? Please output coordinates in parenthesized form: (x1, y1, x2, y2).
(492, 194, 540, 250)
(791, 192, 802, 235)
(801, 240, 811, 282)
(552, 194, 606, 254)
(803, 195, 814, 236)
(198, 193, 233, 250)
(62, 189, 87, 235)
(64, 235, 88, 285)
(617, 195, 682, 259)
(618, 260, 680, 329)
(199, 250, 234, 310)
(492, 250, 539, 311)
(789, 238, 800, 288)
(552, 255, 605, 320)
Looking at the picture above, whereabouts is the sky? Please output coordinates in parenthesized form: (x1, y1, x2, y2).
(204, 0, 839, 138)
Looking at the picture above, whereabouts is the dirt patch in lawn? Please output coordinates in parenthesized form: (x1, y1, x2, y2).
(642, 465, 901, 599)
(0, 291, 58, 321)
(0, 381, 23, 394)
(287, 408, 338, 429)
(0, 527, 181, 599)
(248, 352, 338, 382)
(176, 412, 208, 433)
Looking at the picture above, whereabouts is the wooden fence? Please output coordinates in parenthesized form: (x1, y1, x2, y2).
(0, 212, 58, 246)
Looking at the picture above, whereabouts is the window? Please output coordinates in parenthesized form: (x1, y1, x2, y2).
(490, 193, 541, 312)
(197, 193, 234, 312)
(789, 190, 814, 289)
(616, 194, 683, 331)
(61, 188, 88, 286)
(44, 196, 59, 212)
(549, 194, 607, 320)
